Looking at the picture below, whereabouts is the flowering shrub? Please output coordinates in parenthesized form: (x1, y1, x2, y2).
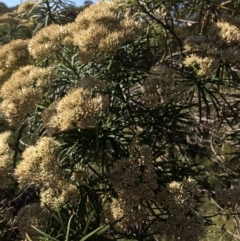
(1, 0, 240, 240)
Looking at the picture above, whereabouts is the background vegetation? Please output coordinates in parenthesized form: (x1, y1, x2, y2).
(1, 0, 240, 240)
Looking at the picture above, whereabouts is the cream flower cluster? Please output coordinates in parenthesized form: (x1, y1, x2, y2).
(0, 39, 29, 82)
(42, 86, 108, 134)
(184, 21, 240, 77)
(0, 65, 54, 126)
(14, 137, 80, 210)
(27, 0, 143, 63)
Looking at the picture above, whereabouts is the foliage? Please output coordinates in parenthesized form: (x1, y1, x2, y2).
(1, 0, 240, 240)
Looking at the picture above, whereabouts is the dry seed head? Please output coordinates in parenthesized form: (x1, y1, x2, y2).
(0, 39, 29, 69)
(14, 203, 50, 240)
(14, 136, 78, 209)
(72, 0, 143, 63)
(40, 182, 79, 210)
(75, 0, 123, 28)
(0, 39, 29, 82)
(0, 65, 54, 126)
(110, 146, 157, 205)
(183, 54, 219, 77)
(0, 89, 41, 126)
(28, 24, 72, 58)
(153, 179, 206, 240)
(14, 137, 60, 188)
(158, 210, 206, 241)
(212, 22, 240, 46)
(104, 197, 149, 232)
(167, 179, 198, 212)
(184, 35, 208, 52)
(16, 0, 39, 14)
(43, 87, 108, 133)
(60, 22, 76, 45)
(0, 13, 19, 24)
(70, 164, 90, 186)
(216, 47, 240, 64)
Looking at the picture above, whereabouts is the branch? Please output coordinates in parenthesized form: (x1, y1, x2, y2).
(135, 0, 183, 51)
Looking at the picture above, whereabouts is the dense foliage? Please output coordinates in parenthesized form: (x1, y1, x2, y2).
(1, 0, 240, 240)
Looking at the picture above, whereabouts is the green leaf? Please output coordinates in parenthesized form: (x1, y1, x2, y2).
(30, 225, 59, 241)
(82, 209, 96, 236)
(65, 213, 75, 241)
(80, 225, 109, 241)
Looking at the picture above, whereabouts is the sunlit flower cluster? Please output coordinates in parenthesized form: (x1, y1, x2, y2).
(183, 54, 218, 77)
(184, 21, 240, 76)
(42, 87, 108, 133)
(26, 0, 142, 63)
(0, 39, 29, 82)
(0, 65, 54, 126)
(71, 0, 143, 63)
(28, 24, 72, 58)
(212, 22, 240, 46)
(16, 0, 39, 14)
(14, 137, 61, 187)
(40, 181, 79, 210)
(14, 137, 80, 209)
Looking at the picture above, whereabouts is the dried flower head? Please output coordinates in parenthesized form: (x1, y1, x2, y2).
(14, 137, 60, 188)
(167, 178, 199, 212)
(60, 22, 76, 45)
(211, 22, 240, 46)
(14, 137, 80, 209)
(213, 46, 240, 64)
(71, 0, 143, 63)
(0, 131, 12, 189)
(0, 65, 54, 126)
(42, 87, 108, 133)
(107, 145, 157, 232)
(70, 164, 90, 186)
(110, 145, 157, 202)
(0, 39, 29, 82)
(104, 197, 149, 232)
(40, 182, 79, 210)
(0, 12, 19, 25)
(153, 179, 206, 240)
(141, 65, 184, 108)
(183, 54, 219, 77)
(16, 0, 39, 14)
(160, 210, 206, 241)
(14, 203, 50, 239)
(184, 22, 240, 67)
(28, 24, 72, 58)
(184, 35, 209, 52)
